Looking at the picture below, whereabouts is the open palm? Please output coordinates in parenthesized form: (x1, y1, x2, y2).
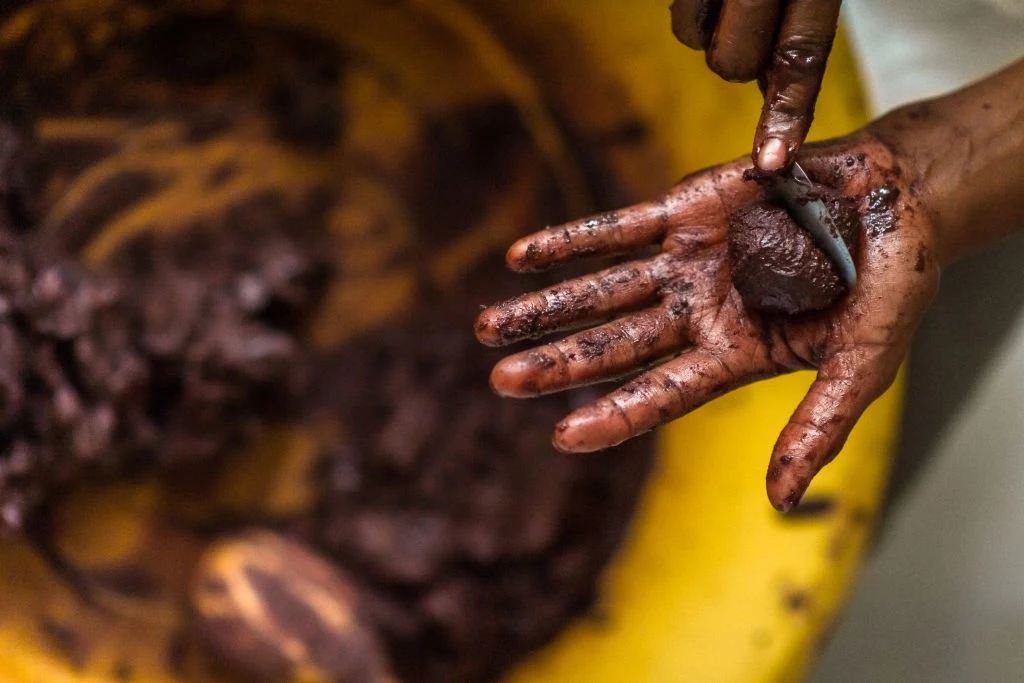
(476, 133, 938, 511)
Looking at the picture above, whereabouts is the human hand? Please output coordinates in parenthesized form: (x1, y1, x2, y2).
(475, 133, 939, 512)
(671, 0, 843, 172)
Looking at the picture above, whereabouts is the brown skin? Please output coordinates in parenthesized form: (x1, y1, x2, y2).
(671, 0, 843, 172)
(476, 58, 1024, 513)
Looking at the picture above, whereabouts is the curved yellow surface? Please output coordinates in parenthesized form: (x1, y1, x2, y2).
(0, 2, 900, 682)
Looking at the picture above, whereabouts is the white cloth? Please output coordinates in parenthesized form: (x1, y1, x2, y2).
(843, 0, 1024, 114)
(984, 0, 1024, 18)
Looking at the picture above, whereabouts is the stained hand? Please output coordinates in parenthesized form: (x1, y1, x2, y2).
(475, 133, 938, 512)
(671, 0, 843, 172)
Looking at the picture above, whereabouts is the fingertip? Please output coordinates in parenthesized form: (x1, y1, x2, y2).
(707, 64, 757, 84)
(489, 355, 537, 398)
(755, 137, 788, 172)
(505, 238, 539, 273)
(670, 0, 706, 50)
(552, 418, 598, 453)
(705, 47, 758, 83)
(766, 475, 804, 514)
(474, 308, 505, 347)
(775, 492, 802, 514)
(552, 401, 632, 453)
(552, 421, 582, 453)
(769, 443, 826, 514)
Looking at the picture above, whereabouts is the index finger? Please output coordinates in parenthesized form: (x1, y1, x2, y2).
(753, 0, 843, 171)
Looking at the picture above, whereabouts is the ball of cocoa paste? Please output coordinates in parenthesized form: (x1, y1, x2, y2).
(727, 190, 859, 315)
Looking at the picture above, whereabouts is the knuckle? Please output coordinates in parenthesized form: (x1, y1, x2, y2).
(812, 374, 856, 401)
(772, 35, 832, 77)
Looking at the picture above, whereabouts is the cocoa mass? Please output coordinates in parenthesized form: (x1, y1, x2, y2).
(304, 267, 654, 683)
(727, 190, 860, 315)
(0, 5, 657, 682)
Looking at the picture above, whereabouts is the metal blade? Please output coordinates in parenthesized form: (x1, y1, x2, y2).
(773, 162, 857, 288)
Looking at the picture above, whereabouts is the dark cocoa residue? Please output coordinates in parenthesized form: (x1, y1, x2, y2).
(867, 184, 900, 212)
(0, 165, 329, 535)
(2, 5, 658, 682)
(577, 329, 617, 360)
(864, 183, 901, 237)
(742, 166, 778, 184)
(308, 275, 654, 683)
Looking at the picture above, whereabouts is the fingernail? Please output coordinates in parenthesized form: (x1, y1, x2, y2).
(489, 356, 539, 398)
(552, 409, 613, 454)
(757, 138, 787, 171)
(474, 310, 501, 346)
(505, 240, 531, 270)
(552, 419, 585, 453)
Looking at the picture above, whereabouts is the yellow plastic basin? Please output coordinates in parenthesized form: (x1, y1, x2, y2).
(0, 2, 900, 682)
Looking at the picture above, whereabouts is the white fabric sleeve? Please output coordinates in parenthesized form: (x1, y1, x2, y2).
(982, 0, 1024, 18)
(842, 0, 1024, 115)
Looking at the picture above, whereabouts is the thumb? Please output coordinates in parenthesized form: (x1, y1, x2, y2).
(766, 349, 899, 512)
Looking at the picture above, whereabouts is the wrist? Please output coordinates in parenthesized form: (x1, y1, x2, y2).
(866, 59, 1024, 266)
(866, 102, 968, 267)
